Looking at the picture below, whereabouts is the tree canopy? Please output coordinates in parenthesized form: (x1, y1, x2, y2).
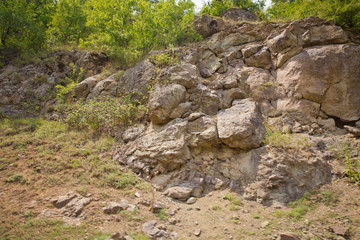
(0, 0, 359, 63)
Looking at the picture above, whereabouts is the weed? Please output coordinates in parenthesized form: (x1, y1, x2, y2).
(76, 186, 89, 196)
(262, 82, 273, 87)
(156, 208, 167, 221)
(56, 63, 84, 103)
(252, 213, 260, 219)
(114, 70, 124, 81)
(264, 123, 311, 149)
(211, 205, 221, 211)
(64, 96, 148, 134)
(224, 193, 243, 207)
(130, 232, 150, 240)
(342, 145, 360, 185)
(149, 51, 179, 68)
(6, 173, 27, 184)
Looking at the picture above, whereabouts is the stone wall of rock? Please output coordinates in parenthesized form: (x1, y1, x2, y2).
(2, 16, 359, 205)
(111, 16, 359, 205)
(0, 50, 108, 115)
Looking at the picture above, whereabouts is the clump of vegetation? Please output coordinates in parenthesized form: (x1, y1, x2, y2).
(64, 95, 148, 134)
(149, 51, 180, 69)
(225, 193, 243, 210)
(55, 63, 85, 103)
(342, 145, 360, 185)
(156, 208, 168, 221)
(6, 173, 27, 184)
(0, 118, 142, 190)
(268, 0, 360, 31)
(264, 124, 312, 149)
(275, 190, 339, 221)
(201, 0, 265, 18)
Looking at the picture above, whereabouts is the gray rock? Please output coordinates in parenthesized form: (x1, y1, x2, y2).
(193, 15, 225, 38)
(152, 201, 165, 213)
(277, 44, 360, 121)
(277, 233, 300, 240)
(142, 220, 157, 233)
(222, 8, 258, 22)
(51, 192, 77, 208)
(217, 99, 265, 149)
(194, 229, 201, 237)
(186, 197, 197, 204)
(61, 196, 91, 217)
(103, 200, 129, 214)
(148, 84, 187, 124)
(117, 59, 156, 97)
(165, 186, 193, 201)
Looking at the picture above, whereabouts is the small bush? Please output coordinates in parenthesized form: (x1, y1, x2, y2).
(7, 173, 27, 184)
(56, 63, 84, 103)
(264, 124, 311, 149)
(149, 51, 179, 69)
(64, 96, 148, 134)
(342, 146, 360, 185)
(156, 208, 167, 221)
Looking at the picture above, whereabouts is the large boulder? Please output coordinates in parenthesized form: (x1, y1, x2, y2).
(117, 59, 156, 96)
(148, 84, 187, 125)
(118, 119, 191, 175)
(222, 8, 258, 22)
(159, 63, 198, 88)
(277, 44, 360, 121)
(217, 99, 266, 150)
(193, 15, 225, 38)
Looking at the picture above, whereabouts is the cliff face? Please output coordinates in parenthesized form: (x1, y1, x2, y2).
(1, 16, 359, 205)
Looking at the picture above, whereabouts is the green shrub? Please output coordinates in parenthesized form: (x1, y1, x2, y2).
(264, 124, 311, 149)
(56, 63, 84, 103)
(6, 173, 27, 184)
(149, 51, 180, 69)
(342, 146, 360, 185)
(64, 96, 148, 134)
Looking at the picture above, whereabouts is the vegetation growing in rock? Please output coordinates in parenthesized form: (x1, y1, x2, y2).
(268, 0, 360, 30)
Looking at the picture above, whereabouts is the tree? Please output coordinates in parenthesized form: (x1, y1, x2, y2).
(0, 0, 55, 52)
(200, 0, 265, 17)
(48, 0, 88, 45)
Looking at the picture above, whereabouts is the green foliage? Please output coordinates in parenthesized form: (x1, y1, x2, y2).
(55, 63, 84, 103)
(268, 0, 360, 31)
(0, 218, 110, 240)
(64, 95, 148, 134)
(149, 51, 180, 68)
(201, 0, 265, 18)
(47, 0, 88, 45)
(225, 193, 243, 210)
(156, 208, 167, 220)
(342, 145, 360, 185)
(0, 0, 54, 53)
(264, 124, 311, 149)
(275, 190, 339, 221)
(6, 173, 26, 184)
(1, 0, 200, 63)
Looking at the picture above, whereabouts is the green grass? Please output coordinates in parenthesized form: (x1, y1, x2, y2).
(0, 218, 110, 240)
(264, 124, 312, 149)
(0, 118, 142, 190)
(156, 208, 167, 221)
(274, 190, 339, 221)
(224, 193, 243, 211)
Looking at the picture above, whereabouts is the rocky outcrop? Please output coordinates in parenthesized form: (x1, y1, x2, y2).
(111, 16, 360, 204)
(2, 16, 359, 205)
(0, 50, 108, 115)
(222, 8, 258, 22)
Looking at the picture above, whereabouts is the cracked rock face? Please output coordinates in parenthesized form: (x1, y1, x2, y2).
(277, 44, 360, 121)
